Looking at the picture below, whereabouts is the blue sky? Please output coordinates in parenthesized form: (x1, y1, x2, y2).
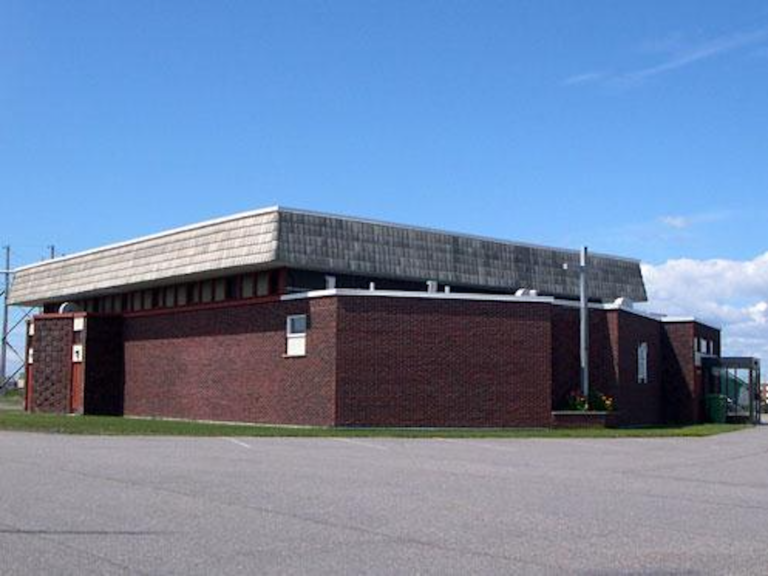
(2, 1, 768, 358)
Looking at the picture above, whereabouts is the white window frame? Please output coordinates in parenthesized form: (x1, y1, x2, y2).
(285, 314, 308, 357)
(637, 342, 649, 384)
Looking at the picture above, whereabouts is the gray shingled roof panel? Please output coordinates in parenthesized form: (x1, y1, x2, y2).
(275, 210, 646, 301)
(8, 206, 647, 305)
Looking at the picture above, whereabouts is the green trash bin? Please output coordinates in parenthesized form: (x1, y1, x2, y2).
(705, 394, 728, 423)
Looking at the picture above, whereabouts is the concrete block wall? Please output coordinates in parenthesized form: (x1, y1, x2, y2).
(26, 316, 73, 413)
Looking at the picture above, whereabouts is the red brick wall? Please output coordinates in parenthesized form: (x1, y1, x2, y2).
(694, 323, 721, 412)
(550, 307, 620, 409)
(121, 298, 338, 425)
(551, 307, 665, 425)
(26, 296, 719, 427)
(334, 297, 553, 427)
(663, 321, 721, 423)
(662, 322, 694, 423)
(613, 310, 664, 425)
(84, 316, 125, 416)
(695, 323, 721, 357)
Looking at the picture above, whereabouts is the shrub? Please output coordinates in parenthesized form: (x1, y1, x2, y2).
(566, 390, 588, 411)
(564, 389, 615, 412)
(589, 390, 615, 412)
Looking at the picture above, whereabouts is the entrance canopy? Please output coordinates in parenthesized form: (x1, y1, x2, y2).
(703, 357, 762, 424)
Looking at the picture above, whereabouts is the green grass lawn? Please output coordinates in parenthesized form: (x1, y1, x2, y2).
(0, 408, 749, 438)
(0, 389, 24, 412)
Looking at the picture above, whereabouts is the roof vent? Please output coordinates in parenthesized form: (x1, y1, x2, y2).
(58, 302, 81, 314)
(614, 297, 634, 309)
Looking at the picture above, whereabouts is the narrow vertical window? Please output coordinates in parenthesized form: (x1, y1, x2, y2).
(285, 314, 308, 357)
(225, 277, 239, 300)
(201, 281, 213, 303)
(637, 342, 649, 384)
(189, 283, 199, 305)
(269, 271, 281, 295)
(164, 287, 175, 308)
(256, 272, 269, 297)
(214, 279, 226, 302)
(242, 275, 255, 298)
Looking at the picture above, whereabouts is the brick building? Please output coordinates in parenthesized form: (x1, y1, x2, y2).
(9, 207, 722, 427)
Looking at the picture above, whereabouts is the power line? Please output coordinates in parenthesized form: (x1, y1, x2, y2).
(1, 244, 55, 391)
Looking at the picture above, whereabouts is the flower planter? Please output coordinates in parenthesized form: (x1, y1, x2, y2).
(551, 411, 619, 428)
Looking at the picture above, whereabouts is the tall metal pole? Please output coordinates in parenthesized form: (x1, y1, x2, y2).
(580, 246, 590, 405)
(1, 246, 10, 387)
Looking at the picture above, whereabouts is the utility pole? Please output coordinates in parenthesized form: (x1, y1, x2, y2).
(1, 245, 9, 388)
(579, 246, 590, 405)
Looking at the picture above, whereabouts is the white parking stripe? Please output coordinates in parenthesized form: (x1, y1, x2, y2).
(224, 438, 252, 449)
(333, 437, 390, 451)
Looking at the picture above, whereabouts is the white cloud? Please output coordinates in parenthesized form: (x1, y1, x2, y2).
(641, 253, 768, 361)
(658, 211, 730, 230)
(562, 71, 606, 86)
(621, 27, 768, 84)
(659, 215, 689, 229)
(565, 26, 768, 87)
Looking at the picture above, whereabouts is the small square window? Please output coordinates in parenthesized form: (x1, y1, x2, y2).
(287, 314, 307, 335)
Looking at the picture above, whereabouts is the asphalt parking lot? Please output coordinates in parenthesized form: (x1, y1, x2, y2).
(1, 426, 767, 575)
